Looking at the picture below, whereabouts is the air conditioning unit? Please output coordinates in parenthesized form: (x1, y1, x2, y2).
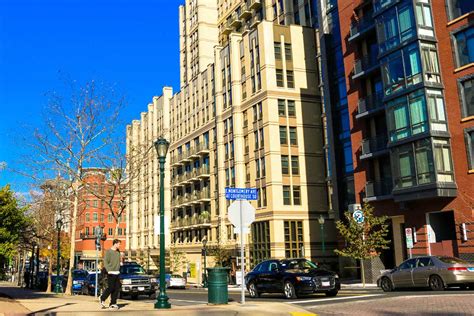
(348, 203, 362, 213)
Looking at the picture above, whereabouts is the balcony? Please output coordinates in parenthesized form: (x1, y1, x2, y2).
(171, 215, 211, 230)
(364, 179, 393, 201)
(222, 20, 233, 35)
(230, 12, 242, 28)
(197, 165, 210, 178)
(249, 0, 261, 10)
(360, 136, 389, 159)
(356, 93, 384, 119)
(196, 142, 210, 155)
(250, 15, 261, 28)
(352, 55, 379, 80)
(239, 2, 252, 19)
(348, 15, 375, 42)
(171, 153, 183, 166)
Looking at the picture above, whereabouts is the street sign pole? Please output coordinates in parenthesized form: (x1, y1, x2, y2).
(239, 200, 245, 305)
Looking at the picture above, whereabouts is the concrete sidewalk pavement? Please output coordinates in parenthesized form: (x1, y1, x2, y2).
(0, 283, 314, 316)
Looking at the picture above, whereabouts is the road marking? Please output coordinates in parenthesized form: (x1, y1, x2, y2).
(290, 313, 318, 316)
(288, 294, 383, 304)
(171, 299, 207, 304)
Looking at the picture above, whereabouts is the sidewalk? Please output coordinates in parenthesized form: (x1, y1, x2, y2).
(0, 283, 314, 316)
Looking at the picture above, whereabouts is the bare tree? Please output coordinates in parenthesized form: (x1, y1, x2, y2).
(22, 80, 124, 295)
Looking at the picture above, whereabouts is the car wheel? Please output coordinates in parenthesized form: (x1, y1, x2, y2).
(248, 282, 260, 298)
(283, 281, 297, 299)
(429, 275, 444, 291)
(325, 289, 338, 297)
(381, 277, 393, 292)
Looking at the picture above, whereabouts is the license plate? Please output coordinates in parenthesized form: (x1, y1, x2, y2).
(138, 287, 145, 291)
(468, 267, 474, 272)
(322, 281, 330, 287)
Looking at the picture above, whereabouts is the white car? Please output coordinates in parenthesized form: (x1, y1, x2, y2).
(169, 274, 186, 289)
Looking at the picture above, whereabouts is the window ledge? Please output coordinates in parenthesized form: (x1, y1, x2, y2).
(454, 63, 474, 73)
(461, 116, 474, 123)
(447, 12, 473, 27)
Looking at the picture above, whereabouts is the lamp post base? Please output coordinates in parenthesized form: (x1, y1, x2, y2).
(154, 293, 171, 309)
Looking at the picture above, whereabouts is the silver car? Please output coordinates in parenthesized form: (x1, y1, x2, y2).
(378, 256, 474, 292)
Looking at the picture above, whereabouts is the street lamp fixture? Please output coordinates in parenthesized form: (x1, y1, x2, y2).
(54, 218, 63, 294)
(202, 238, 208, 288)
(318, 215, 325, 254)
(153, 136, 171, 309)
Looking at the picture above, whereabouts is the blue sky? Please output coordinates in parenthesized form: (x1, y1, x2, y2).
(0, 0, 182, 192)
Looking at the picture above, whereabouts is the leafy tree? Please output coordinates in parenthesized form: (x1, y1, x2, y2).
(335, 203, 391, 287)
(169, 246, 188, 274)
(0, 185, 30, 276)
(207, 242, 231, 267)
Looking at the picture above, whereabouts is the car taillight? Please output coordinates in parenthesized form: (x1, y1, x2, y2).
(448, 267, 467, 271)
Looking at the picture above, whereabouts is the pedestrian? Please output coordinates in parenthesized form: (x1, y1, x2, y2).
(99, 239, 121, 310)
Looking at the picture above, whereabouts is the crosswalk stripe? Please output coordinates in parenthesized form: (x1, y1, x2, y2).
(288, 294, 383, 304)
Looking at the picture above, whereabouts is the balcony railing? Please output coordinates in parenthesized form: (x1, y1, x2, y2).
(251, 15, 261, 28)
(365, 179, 393, 198)
(171, 215, 211, 229)
(361, 135, 388, 157)
(197, 165, 210, 177)
(239, 2, 252, 19)
(230, 12, 242, 28)
(172, 188, 211, 207)
(353, 55, 378, 78)
(357, 92, 384, 116)
(349, 14, 375, 40)
(249, 0, 261, 10)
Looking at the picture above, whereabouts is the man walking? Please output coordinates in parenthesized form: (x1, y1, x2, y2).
(100, 239, 121, 310)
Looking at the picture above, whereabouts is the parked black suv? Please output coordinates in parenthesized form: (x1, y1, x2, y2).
(245, 258, 340, 299)
(120, 262, 157, 299)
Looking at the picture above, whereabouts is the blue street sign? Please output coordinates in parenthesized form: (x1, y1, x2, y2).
(353, 210, 364, 224)
(225, 187, 258, 200)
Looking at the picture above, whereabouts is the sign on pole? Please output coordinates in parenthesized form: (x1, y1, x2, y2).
(226, 187, 257, 305)
(353, 210, 364, 224)
(225, 187, 258, 200)
(405, 227, 414, 253)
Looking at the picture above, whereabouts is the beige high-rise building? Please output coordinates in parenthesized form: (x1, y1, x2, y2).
(126, 0, 333, 283)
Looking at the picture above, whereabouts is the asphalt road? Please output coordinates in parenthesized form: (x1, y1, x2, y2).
(125, 287, 474, 310)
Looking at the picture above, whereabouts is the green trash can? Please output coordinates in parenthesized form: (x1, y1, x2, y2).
(207, 267, 229, 304)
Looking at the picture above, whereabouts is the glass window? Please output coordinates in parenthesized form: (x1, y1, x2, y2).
(447, 0, 474, 20)
(291, 156, 299, 175)
(274, 42, 282, 59)
(278, 99, 286, 116)
(421, 44, 441, 84)
(393, 144, 416, 188)
(260, 128, 264, 148)
(261, 157, 266, 177)
(415, 139, 435, 184)
(434, 139, 454, 182)
(382, 52, 405, 95)
(289, 127, 297, 145)
(283, 186, 291, 205)
(460, 78, 474, 117)
(281, 155, 289, 174)
(108, 213, 113, 223)
(285, 43, 292, 60)
(85, 227, 90, 235)
(287, 100, 296, 116)
(93, 212, 98, 221)
(280, 126, 288, 145)
(466, 129, 474, 170)
(293, 186, 301, 205)
(284, 221, 303, 258)
(254, 131, 259, 150)
(427, 91, 447, 132)
(377, 5, 416, 53)
(454, 26, 474, 67)
(287, 70, 295, 88)
(276, 69, 284, 87)
(438, 256, 470, 264)
(417, 257, 434, 267)
(415, 2, 434, 38)
(256, 159, 260, 178)
(399, 258, 417, 270)
(108, 228, 113, 236)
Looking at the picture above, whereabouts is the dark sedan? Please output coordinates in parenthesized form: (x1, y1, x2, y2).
(378, 256, 474, 292)
(245, 259, 340, 299)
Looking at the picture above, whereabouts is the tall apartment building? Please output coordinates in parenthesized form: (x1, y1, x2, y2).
(331, 0, 474, 280)
(74, 168, 127, 270)
(126, 0, 333, 282)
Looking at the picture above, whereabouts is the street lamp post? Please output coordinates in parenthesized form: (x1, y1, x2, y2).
(318, 215, 325, 254)
(54, 218, 63, 294)
(154, 137, 171, 309)
(202, 238, 207, 288)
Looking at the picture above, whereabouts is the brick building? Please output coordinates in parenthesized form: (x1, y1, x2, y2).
(329, 0, 474, 279)
(74, 168, 127, 271)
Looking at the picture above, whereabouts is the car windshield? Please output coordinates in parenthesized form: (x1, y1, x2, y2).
(73, 270, 87, 278)
(282, 259, 318, 270)
(438, 257, 470, 264)
(121, 265, 146, 274)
